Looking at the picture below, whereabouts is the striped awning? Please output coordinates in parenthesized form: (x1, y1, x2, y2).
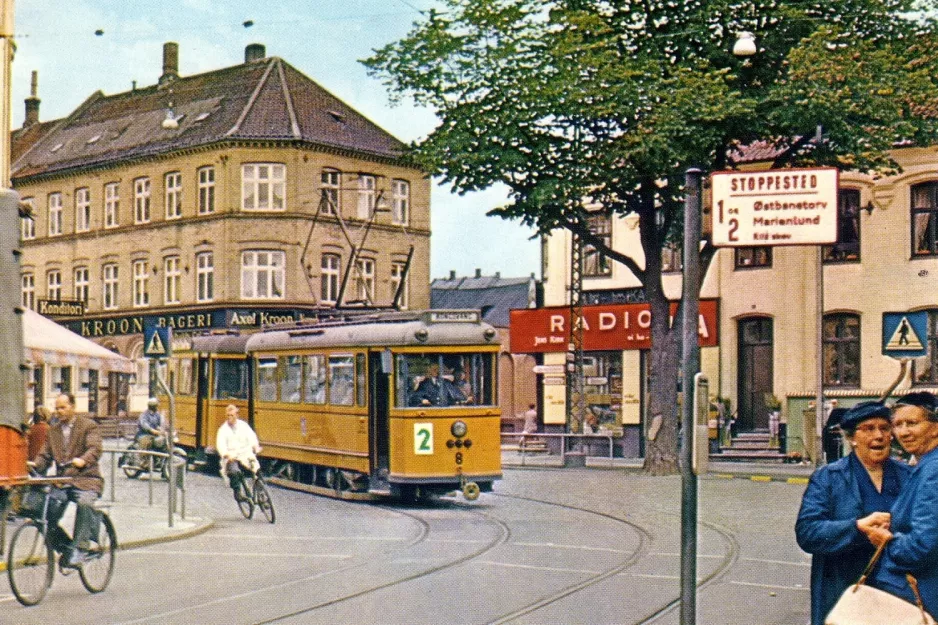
(23, 308, 134, 374)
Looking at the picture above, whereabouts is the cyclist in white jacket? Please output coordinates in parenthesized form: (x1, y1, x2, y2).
(216, 404, 261, 499)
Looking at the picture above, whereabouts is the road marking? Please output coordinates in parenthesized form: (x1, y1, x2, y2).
(621, 573, 681, 580)
(750, 475, 772, 482)
(125, 549, 350, 559)
(787, 477, 809, 484)
(512, 541, 631, 554)
(478, 560, 601, 575)
(729, 580, 809, 591)
(742, 557, 810, 567)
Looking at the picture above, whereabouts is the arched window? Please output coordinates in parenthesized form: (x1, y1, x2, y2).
(823, 188, 860, 262)
(823, 313, 860, 387)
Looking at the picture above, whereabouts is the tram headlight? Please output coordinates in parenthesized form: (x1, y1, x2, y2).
(451, 420, 468, 438)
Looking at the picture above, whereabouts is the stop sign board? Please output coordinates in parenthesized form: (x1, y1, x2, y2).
(710, 167, 839, 246)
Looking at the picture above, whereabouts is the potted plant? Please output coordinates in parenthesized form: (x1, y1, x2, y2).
(764, 393, 782, 447)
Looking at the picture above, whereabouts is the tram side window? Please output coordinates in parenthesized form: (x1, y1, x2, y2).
(329, 355, 355, 406)
(177, 358, 194, 396)
(281, 355, 303, 403)
(395, 352, 495, 408)
(356, 353, 366, 406)
(214, 358, 249, 400)
(256, 358, 278, 402)
(305, 355, 326, 404)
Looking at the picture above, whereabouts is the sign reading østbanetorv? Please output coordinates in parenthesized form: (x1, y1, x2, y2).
(710, 167, 839, 246)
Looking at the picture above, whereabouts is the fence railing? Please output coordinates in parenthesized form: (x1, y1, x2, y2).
(101, 447, 187, 520)
(501, 432, 619, 467)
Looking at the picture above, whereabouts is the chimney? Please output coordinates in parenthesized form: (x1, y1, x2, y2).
(474, 268, 482, 278)
(23, 71, 39, 128)
(495, 271, 500, 279)
(448, 270, 456, 280)
(159, 42, 179, 87)
(245, 43, 266, 63)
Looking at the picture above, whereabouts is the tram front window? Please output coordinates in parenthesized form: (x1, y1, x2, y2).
(395, 352, 494, 409)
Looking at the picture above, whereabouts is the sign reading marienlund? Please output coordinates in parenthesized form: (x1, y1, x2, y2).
(710, 167, 839, 246)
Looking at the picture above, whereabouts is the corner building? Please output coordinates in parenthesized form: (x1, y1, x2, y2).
(13, 43, 430, 415)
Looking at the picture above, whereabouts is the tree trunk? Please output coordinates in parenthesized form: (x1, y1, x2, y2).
(641, 287, 681, 475)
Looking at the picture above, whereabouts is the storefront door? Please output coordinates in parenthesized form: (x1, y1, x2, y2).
(737, 317, 773, 432)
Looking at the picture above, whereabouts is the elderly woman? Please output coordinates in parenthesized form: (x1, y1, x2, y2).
(867, 392, 938, 617)
(796, 401, 911, 625)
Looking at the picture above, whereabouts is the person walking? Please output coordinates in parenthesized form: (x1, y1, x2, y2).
(795, 401, 911, 625)
(27, 405, 50, 461)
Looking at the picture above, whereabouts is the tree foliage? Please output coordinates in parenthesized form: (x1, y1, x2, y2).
(365, 0, 938, 473)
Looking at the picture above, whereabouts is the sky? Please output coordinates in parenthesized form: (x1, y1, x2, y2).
(9, 0, 540, 281)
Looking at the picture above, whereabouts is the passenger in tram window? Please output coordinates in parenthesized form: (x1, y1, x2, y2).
(451, 366, 473, 404)
(795, 401, 911, 625)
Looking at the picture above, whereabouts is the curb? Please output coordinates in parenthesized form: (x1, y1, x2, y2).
(711, 473, 809, 485)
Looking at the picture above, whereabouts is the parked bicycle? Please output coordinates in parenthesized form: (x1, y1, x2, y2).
(233, 467, 276, 524)
(7, 474, 117, 606)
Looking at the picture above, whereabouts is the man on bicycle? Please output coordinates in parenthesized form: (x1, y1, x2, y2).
(216, 404, 261, 501)
(30, 393, 103, 568)
(135, 396, 166, 452)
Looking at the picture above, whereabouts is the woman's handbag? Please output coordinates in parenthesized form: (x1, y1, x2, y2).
(826, 541, 936, 625)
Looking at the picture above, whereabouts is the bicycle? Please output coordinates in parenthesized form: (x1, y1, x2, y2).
(7, 475, 117, 606)
(231, 463, 276, 524)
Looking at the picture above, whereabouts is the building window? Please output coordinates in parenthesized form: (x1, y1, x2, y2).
(823, 313, 860, 387)
(21, 197, 35, 240)
(584, 213, 611, 277)
(913, 310, 938, 385)
(47, 270, 61, 300)
(912, 182, 938, 256)
(242, 163, 285, 211)
(391, 179, 409, 225)
(48, 193, 62, 236)
(357, 174, 375, 219)
(196, 252, 214, 302)
(164, 256, 181, 304)
(103, 263, 119, 310)
(355, 257, 375, 303)
(75, 188, 91, 232)
(823, 188, 861, 263)
(104, 182, 119, 228)
(241, 250, 285, 299)
(321, 169, 340, 216)
(734, 247, 772, 269)
(391, 261, 409, 309)
(197, 166, 215, 215)
(74, 267, 89, 303)
(134, 177, 151, 224)
(21, 273, 35, 310)
(661, 243, 682, 273)
(165, 171, 183, 219)
(132, 260, 149, 308)
(321, 253, 340, 305)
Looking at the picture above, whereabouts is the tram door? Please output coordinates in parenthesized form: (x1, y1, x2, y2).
(369, 352, 391, 491)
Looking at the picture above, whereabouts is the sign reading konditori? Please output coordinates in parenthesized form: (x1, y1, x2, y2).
(710, 167, 839, 247)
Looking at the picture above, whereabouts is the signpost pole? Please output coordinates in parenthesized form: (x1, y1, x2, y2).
(815, 247, 824, 467)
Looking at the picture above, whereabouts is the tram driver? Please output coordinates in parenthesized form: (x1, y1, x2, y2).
(410, 362, 467, 407)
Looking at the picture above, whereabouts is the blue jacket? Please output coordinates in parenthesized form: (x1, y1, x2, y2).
(872, 447, 938, 617)
(796, 455, 911, 625)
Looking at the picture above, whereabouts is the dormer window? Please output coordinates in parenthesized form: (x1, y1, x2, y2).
(328, 110, 346, 124)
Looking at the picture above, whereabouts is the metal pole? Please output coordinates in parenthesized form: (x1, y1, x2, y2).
(815, 246, 824, 467)
(155, 363, 175, 527)
(680, 168, 703, 625)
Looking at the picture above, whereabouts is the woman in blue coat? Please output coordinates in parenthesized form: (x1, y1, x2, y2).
(869, 392, 938, 618)
(796, 401, 911, 625)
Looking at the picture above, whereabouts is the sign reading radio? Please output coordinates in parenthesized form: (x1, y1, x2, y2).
(509, 300, 719, 353)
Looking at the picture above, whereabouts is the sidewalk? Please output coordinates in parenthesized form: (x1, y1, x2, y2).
(501, 450, 817, 483)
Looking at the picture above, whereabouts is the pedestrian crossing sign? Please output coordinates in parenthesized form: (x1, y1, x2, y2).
(143, 324, 172, 359)
(882, 311, 928, 358)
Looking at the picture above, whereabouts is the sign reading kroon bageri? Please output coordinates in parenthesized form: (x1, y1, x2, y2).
(710, 167, 839, 246)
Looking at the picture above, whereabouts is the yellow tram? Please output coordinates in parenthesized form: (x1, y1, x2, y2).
(167, 310, 502, 501)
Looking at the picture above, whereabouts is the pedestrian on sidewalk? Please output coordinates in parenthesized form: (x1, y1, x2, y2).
(795, 401, 910, 625)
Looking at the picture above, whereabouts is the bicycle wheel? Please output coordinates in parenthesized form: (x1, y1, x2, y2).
(7, 521, 54, 606)
(253, 478, 276, 524)
(236, 479, 254, 519)
(79, 514, 117, 593)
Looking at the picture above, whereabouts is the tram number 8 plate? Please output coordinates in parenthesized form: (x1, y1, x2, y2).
(414, 423, 434, 455)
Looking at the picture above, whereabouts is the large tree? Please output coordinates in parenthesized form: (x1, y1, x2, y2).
(365, 0, 938, 474)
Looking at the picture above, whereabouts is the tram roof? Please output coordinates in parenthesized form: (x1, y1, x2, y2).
(245, 309, 500, 352)
(188, 333, 251, 354)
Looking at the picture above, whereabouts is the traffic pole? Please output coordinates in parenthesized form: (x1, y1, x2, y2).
(680, 168, 703, 625)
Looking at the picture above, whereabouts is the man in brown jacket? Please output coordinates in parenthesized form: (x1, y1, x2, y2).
(31, 393, 103, 568)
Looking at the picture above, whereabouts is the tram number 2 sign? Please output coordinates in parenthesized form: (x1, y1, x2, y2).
(414, 423, 434, 455)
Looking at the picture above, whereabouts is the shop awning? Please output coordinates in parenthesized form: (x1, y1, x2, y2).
(23, 309, 134, 374)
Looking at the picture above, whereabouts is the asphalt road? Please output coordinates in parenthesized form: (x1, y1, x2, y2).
(0, 467, 812, 624)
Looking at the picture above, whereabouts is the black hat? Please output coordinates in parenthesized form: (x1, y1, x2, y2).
(895, 391, 938, 414)
(840, 401, 891, 432)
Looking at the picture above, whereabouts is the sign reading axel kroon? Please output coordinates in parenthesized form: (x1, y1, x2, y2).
(710, 167, 839, 246)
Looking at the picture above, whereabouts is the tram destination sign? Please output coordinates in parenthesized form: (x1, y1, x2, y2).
(710, 167, 839, 247)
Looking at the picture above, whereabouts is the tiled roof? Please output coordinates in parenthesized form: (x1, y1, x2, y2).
(431, 274, 535, 328)
(12, 56, 406, 180)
